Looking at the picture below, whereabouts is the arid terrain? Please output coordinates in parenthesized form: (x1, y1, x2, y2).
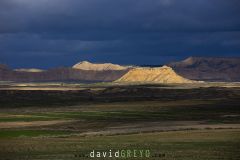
(0, 82, 239, 160)
(1, 0, 239, 159)
(169, 57, 240, 81)
(2, 57, 240, 83)
(116, 66, 194, 83)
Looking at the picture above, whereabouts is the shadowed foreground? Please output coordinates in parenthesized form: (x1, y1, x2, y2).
(0, 83, 239, 160)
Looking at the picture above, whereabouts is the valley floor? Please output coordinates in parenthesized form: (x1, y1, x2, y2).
(0, 83, 239, 160)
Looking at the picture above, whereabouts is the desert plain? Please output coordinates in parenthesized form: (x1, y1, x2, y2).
(0, 82, 239, 160)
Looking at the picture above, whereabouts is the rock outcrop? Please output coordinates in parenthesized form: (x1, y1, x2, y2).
(73, 61, 130, 71)
(116, 66, 194, 83)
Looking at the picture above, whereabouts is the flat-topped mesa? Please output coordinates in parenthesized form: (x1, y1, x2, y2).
(116, 65, 194, 83)
(73, 61, 130, 71)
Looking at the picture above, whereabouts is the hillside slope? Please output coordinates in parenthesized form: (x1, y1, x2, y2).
(116, 66, 194, 83)
(0, 65, 128, 82)
(169, 57, 240, 82)
(73, 61, 130, 71)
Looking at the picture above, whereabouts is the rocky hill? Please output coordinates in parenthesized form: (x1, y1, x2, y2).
(73, 61, 130, 71)
(169, 57, 240, 82)
(116, 66, 194, 83)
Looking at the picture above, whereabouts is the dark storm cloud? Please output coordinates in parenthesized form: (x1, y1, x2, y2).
(1, 0, 240, 33)
(0, 0, 240, 68)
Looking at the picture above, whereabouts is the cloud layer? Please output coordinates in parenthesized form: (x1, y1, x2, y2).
(0, 0, 240, 68)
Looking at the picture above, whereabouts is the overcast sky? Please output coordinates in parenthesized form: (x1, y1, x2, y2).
(0, 0, 240, 69)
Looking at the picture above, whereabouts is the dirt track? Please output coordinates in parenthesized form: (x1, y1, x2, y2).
(0, 120, 75, 129)
(77, 121, 240, 136)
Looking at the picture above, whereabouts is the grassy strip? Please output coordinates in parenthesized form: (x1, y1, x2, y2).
(0, 129, 239, 160)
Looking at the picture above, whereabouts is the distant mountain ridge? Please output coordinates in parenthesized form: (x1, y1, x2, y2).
(169, 57, 240, 82)
(1, 57, 240, 83)
(0, 62, 129, 82)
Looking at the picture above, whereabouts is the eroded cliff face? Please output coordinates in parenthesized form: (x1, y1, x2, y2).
(169, 57, 240, 82)
(116, 66, 194, 83)
(73, 61, 130, 71)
